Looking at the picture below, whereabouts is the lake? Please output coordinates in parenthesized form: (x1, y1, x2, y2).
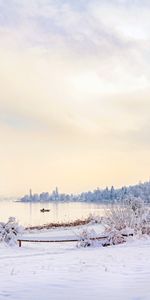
(0, 199, 107, 227)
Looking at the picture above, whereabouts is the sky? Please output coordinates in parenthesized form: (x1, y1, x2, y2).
(0, 0, 150, 196)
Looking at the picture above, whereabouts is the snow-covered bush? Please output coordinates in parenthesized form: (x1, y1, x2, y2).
(77, 228, 98, 248)
(0, 217, 23, 246)
(77, 227, 126, 248)
(125, 196, 145, 218)
(103, 196, 150, 243)
(76, 197, 150, 248)
(104, 204, 135, 232)
(102, 229, 126, 247)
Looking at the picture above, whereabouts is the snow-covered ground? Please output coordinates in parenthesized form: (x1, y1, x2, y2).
(0, 225, 150, 300)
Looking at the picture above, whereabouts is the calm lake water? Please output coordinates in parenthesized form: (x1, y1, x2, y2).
(0, 199, 107, 227)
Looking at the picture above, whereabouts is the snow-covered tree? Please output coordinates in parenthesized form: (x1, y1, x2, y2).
(0, 217, 23, 246)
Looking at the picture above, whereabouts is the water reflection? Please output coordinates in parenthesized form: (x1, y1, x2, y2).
(0, 199, 107, 226)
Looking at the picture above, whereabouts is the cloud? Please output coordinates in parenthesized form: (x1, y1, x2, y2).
(0, 0, 150, 194)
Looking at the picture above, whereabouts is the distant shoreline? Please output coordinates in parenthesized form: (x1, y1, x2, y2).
(20, 181, 150, 203)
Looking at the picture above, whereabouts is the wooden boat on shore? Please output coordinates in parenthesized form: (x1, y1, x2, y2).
(40, 208, 50, 213)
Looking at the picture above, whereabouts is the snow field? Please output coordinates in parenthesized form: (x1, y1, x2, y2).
(0, 226, 150, 300)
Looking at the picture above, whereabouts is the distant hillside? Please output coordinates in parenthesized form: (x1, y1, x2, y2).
(20, 181, 150, 203)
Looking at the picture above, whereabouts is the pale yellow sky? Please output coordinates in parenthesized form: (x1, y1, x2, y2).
(0, 0, 150, 196)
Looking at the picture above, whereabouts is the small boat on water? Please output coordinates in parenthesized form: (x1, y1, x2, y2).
(40, 208, 50, 213)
